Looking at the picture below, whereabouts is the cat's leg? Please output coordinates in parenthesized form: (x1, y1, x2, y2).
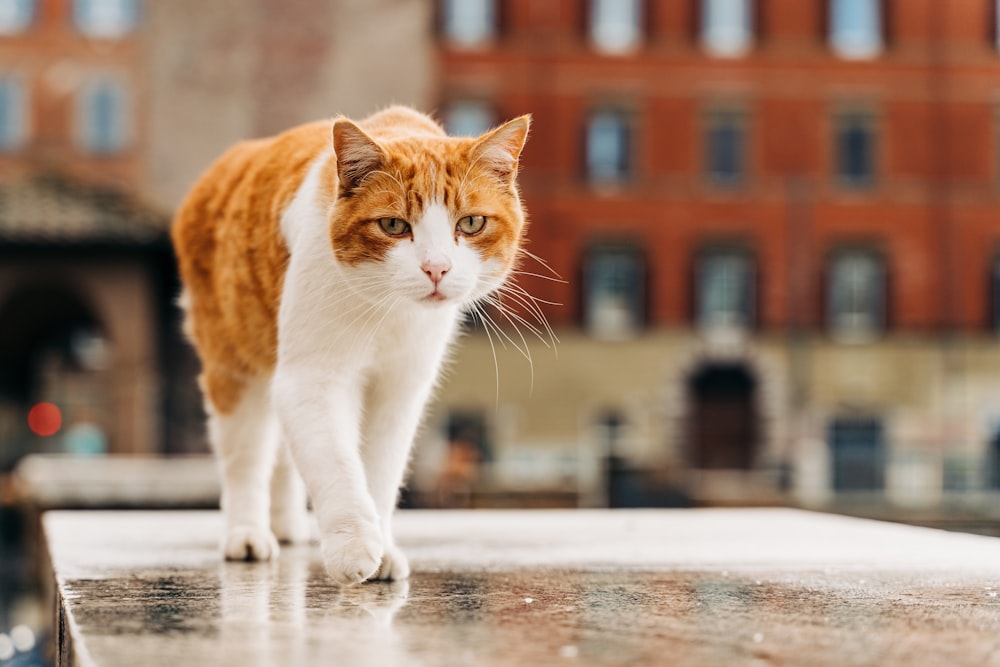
(360, 373, 440, 581)
(205, 374, 282, 561)
(269, 440, 311, 544)
(272, 367, 383, 585)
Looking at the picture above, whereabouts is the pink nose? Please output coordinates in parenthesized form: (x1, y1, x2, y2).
(422, 259, 450, 284)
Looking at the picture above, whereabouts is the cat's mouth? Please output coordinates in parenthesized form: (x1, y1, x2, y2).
(422, 290, 450, 304)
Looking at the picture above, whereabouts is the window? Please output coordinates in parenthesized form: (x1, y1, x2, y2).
(74, 0, 138, 39)
(992, 255, 1000, 333)
(583, 245, 645, 340)
(995, 0, 1000, 52)
(0, 75, 27, 151)
(702, 0, 752, 57)
(828, 250, 885, 341)
(586, 109, 630, 184)
(830, 0, 881, 59)
(441, 0, 495, 48)
(705, 109, 746, 186)
(77, 78, 129, 154)
(697, 248, 754, 332)
(0, 0, 33, 35)
(829, 416, 885, 491)
(444, 100, 493, 137)
(834, 110, 876, 188)
(590, 0, 642, 54)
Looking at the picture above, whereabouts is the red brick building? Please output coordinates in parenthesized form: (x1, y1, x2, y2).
(422, 0, 1000, 510)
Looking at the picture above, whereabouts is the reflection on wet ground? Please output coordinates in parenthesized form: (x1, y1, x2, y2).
(48, 511, 1000, 666)
(62, 556, 1000, 666)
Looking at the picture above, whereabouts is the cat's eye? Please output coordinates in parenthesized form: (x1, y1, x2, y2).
(377, 217, 411, 237)
(457, 215, 487, 236)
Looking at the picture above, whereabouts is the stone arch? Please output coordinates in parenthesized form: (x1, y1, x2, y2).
(663, 343, 785, 471)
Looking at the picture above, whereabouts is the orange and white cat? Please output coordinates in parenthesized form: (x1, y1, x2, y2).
(172, 106, 530, 584)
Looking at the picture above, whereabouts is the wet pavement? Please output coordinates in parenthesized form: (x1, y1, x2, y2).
(44, 509, 1000, 666)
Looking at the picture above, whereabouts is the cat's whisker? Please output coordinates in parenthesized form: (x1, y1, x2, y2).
(482, 296, 536, 394)
(495, 283, 560, 349)
(476, 299, 533, 363)
(516, 247, 563, 280)
(467, 303, 501, 405)
(509, 270, 567, 284)
(499, 277, 563, 308)
(487, 294, 551, 349)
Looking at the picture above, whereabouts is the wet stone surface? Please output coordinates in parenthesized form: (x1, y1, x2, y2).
(45, 510, 1000, 666)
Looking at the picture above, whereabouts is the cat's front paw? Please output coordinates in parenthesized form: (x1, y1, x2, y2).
(320, 519, 384, 585)
(223, 525, 280, 561)
(370, 542, 410, 582)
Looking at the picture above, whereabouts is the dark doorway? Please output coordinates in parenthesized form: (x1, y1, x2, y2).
(829, 416, 885, 491)
(989, 428, 1000, 490)
(688, 364, 758, 469)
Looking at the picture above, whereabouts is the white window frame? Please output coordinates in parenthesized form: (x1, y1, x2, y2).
(586, 109, 630, 185)
(590, 0, 642, 55)
(702, 0, 753, 58)
(828, 250, 885, 342)
(441, 0, 495, 49)
(73, 0, 139, 39)
(583, 245, 645, 341)
(830, 0, 881, 59)
(0, 0, 34, 35)
(697, 248, 754, 333)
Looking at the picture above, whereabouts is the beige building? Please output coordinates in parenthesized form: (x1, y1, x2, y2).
(0, 0, 435, 463)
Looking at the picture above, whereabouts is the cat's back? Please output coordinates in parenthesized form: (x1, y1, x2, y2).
(171, 121, 335, 396)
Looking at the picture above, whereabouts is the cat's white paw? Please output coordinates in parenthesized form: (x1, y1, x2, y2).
(271, 510, 312, 545)
(223, 525, 280, 561)
(320, 519, 384, 585)
(370, 542, 410, 582)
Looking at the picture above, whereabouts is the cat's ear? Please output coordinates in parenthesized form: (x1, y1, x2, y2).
(472, 115, 531, 184)
(333, 119, 385, 193)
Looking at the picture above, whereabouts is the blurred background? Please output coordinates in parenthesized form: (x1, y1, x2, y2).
(3, 0, 1000, 662)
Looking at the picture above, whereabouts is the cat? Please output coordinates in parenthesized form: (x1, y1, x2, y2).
(172, 106, 531, 584)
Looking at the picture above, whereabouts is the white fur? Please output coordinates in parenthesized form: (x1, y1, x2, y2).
(210, 155, 507, 584)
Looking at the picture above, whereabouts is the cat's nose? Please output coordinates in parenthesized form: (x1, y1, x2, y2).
(422, 259, 451, 285)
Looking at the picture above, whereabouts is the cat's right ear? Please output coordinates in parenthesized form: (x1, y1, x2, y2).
(333, 119, 385, 194)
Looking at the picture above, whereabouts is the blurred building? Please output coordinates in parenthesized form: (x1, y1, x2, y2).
(0, 0, 434, 465)
(419, 0, 1000, 513)
(4, 0, 1000, 518)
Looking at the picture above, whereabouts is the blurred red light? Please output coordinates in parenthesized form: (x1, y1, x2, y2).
(28, 402, 62, 437)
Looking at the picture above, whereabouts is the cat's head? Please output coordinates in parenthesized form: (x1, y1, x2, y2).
(328, 114, 530, 309)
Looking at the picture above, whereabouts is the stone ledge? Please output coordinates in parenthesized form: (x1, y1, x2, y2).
(45, 509, 1000, 666)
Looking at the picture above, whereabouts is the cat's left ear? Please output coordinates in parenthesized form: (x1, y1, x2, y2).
(473, 115, 531, 184)
(333, 118, 386, 194)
